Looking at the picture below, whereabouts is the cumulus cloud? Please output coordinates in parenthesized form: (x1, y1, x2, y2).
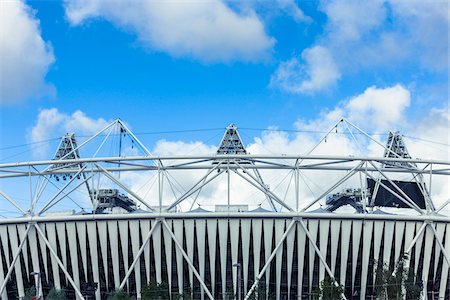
(270, 46, 340, 93)
(28, 108, 109, 158)
(64, 0, 275, 63)
(271, 0, 449, 94)
(0, 0, 55, 104)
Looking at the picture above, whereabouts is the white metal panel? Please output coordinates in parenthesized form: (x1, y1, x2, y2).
(263, 219, 274, 296)
(130, 221, 142, 299)
(351, 220, 362, 292)
(207, 219, 217, 296)
(421, 225, 434, 297)
(27, 226, 42, 298)
(340, 220, 352, 287)
(0, 225, 10, 269)
(66, 222, 80, 290)
(184, 219, 195, 289)
(433, 223, 445, 281)
(140, 219, 151, 284)
(230, 219, 240, 298)
(403, 221, 415, 271)
(87, 222, 100, 300)
(152, 219, 163, 284)
(97, 221, 109, 288)
(118, 220, 129, 279)
(274, 219, 285, 300)
(218, 219, 229, 297)
(360, 221, 373, 300)
(297, 222, 306, 299)
(285, 220, 295, 300)
(394, 221, 405, 264)
(55, 223, 67, 285)
(373, 221, 384, 287)
(45, 223, 61, 290)
(319, 219, 330, 282)
(8, 225, 25, 297)
(240, 219, 251, 296)
(196, 219, 206, 300)
(383, 221, 394, 266)
(76, 221, 88, 282)
(173, 219, 184, 295)
(108, 221, 120, 288)
(414, 222, 425, 276)
(17, 224, 29, 277)
(163, 220, 173, 295)
(439, 224, 449, 299)
(252, 218, 262, 283)
(0, 227, 6, 300)
(330, 220, 340, 275)
(307, 219, 318, 292)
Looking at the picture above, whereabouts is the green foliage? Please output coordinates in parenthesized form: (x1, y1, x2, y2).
(317, 275, 345, 300)
(107, 289, 131, 300)
(45, 288, 67, 300)
(141, 281, 170, 300)
(22, 287, 37, 300)
(374, 256, 422, 300)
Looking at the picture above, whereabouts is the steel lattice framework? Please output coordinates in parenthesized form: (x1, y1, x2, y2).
(0, 119, 449, 300)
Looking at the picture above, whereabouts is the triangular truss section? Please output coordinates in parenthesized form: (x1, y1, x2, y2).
(217, 124, 247, 155)
(50, 133, 82, 181)
(383, 131, 415, 169)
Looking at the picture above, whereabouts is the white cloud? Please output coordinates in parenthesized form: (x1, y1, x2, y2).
(0, 0, 55, 104)
(28, 108, 109, 158)
(270, 46, 341, 93)
(271, 0, 449, 94)
(276, 0, 311, 23)
(65, 0, 275, 63)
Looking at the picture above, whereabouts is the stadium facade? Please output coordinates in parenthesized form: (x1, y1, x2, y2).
(0, 120, 448, 299)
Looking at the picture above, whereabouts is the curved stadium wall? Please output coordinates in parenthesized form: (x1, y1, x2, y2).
(0, 212, 449, 299)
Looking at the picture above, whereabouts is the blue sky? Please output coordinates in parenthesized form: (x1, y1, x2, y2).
(0, 0, 448, 162)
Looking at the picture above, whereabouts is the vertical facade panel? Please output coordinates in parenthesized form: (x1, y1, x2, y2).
(86, 222, 100, 299)
(172, 219, 184, 295)
(206, 219, 217, 296)
(55, 223, 67, 285)
(17, 224, 29, 277)
(329, 220, 340, 275)
(340, 220, 352, 287)
(76, 221, 88, 282)
(263, 219, 274, 296)
(421, 226, 434, 297)
(319, 219, 330, 282)
(230, 219, 240, 297)
(8, 225, 25, 298)
(414, 222, 425, 276)
(297, 222, 306, 299)
(108, 221, 120, 288)
(360, 221, 373, 300)
(118, 220, 129, 279)
(383, 221, 395, 266)
(274, 219, 285, 300)
(285, 220, 295, 300)
(184, 219, 195, 289)
(218, 219, 229, 298)
(66, 222, 81, 291)
(240, 219, 251, 296)
(45, 223, 61, 291)
(394, 221, 405, 264)
(27, 226, 43, 298)
(351, 220, 362, 292)
(162, 220, 173, 295)
(433, 223, 445, 281)
(439, 224, 449, 299)
(129, 221, 142, 298)
(139, 220, 151, 284)
(97, 221, 109, 288)
(307, 219, 318, 293)
(195, 219, 206, 300)
(151, 220, 162, 284)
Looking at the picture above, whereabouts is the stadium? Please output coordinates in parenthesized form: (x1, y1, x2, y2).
(0, 119, 448, 300)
